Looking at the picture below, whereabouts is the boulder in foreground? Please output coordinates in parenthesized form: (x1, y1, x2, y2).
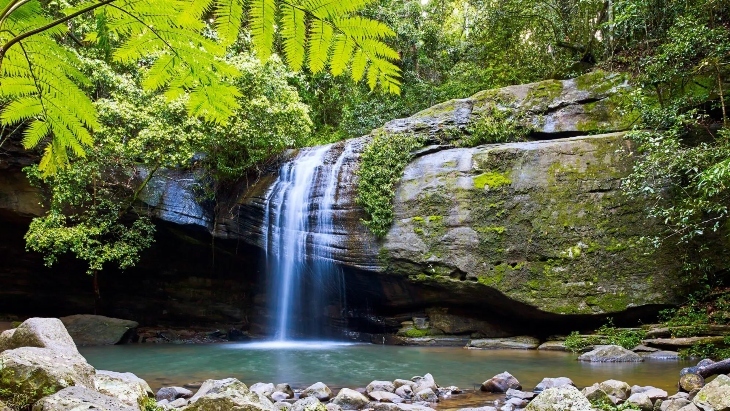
(31, 386, 136, 411)
(525, 386, 592, 411)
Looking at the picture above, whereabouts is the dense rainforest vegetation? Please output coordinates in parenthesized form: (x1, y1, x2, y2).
(0, 0, 729, 320)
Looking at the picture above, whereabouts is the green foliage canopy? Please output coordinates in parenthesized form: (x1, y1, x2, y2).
(0, 0, 401, 174)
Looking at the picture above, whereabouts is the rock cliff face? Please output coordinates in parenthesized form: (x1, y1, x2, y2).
(0, 71, 701, 335)
(231, 71, 683, 323)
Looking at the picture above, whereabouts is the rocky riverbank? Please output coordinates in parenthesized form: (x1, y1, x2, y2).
(2, 318, 730, 411)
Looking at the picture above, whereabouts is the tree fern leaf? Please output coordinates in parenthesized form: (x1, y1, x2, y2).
(280, 2, 306, 71)
(350, 49, 367, 82)
(187, 82, 242, 124)
(366, 63, 378, 90)
(330, 35, 354, 76)
(249, 0, 277, 61)
(307, 19, 333, 74)
(214, 0, 244, 46)
(22, 120, 50, 149)
(300, 0, 377, 19)
(0, 96, 44, 125)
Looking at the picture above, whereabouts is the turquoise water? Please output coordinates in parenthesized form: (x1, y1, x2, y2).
(80, 342, 688, 395)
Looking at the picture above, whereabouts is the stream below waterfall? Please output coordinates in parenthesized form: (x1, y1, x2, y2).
(80, 342, 688, 406)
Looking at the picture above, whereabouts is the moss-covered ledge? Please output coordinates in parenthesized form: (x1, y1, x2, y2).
(381, 132, 685, 315)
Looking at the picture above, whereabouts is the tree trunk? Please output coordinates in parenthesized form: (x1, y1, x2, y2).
(679, 358, 730, 391)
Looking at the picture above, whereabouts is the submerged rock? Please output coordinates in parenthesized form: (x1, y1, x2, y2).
(481, 372, 521, 392)
(525, 386, 592, 411)
(537, 341, 568, 351)
(59, 315, 138, 346)
(577, 345, 643, 362)
(32, 386, 136, 411)
(468, 337, 540, 350)
(644, 351, 680, 360)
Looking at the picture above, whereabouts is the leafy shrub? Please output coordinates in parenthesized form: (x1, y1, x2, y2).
(564, 331, 601, 352)
(139, 397, 164, 411)
(459, 106, 531, 147)
(356, 132, 425, 237)
(564, 321, 646, 352)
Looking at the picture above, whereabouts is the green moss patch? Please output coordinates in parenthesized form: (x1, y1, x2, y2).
(474, 172, 512, 189)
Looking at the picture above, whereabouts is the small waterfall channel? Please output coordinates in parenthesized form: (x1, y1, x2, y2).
(261, 141, 355, 341)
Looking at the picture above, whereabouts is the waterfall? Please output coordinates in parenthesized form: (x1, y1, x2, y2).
(262, 141, 354, 341)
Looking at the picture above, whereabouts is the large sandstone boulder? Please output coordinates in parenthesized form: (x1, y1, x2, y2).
(578, 345, 643, 362)
(59, 315, 138, 346)
(189, 378, 249, 403)
(93, 370, 153, 406)
(331, 388, 370, 410)
(367, 381, 396, 393)
(184, 391, 275, 411)
(468, 337, 539, 350)
(693, 374, 730, 411)
(31, 386, 136, 411)
(0, 347, 95, 405)
(3, 318, 78, 353)
(0, 329, 14, 352)
(525, 386, 592, 411)
(481, 372, 521, 392)
(598, 380, 631, 400)
(534, 377, 575, 393)
(291, 397, 327, 411)
(301, 382, 333, 401)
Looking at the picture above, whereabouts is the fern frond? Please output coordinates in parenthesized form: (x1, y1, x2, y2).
(249, 0, 277, 61)
(307, 19, 333, 74)
(329, 34, 355, 76)
(298, 0, 377, 19)
(187, 82, 242, 123)
(350, 49, 367, 81)
(22, 119, 51, 149)
(280, 2, 306, 71)
(214, 0, 244, 46)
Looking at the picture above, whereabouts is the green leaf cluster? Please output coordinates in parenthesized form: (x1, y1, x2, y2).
(0, 0, 401, 174)
(564, 321, 646, 352)
(356, 131, 424, 237)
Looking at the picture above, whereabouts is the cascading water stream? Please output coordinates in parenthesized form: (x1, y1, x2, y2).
(262, 142, 354, 341)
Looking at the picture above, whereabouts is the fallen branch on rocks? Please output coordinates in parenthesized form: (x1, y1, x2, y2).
(679, 358, 730, 391)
